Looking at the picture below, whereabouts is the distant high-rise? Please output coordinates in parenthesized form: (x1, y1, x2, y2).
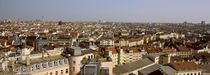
(201, 21, 205, 25)
(183, 21, 187, 25)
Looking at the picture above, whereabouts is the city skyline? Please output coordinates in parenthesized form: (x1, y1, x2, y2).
(0, 1, 210, 74)
(0, 0, 210, 23)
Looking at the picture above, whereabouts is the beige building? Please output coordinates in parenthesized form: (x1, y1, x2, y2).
(128, 38, 143, 47)
(7, 55, 69, 75)
(159, 33, 185, 39)
(105, 47, 146, 67)
(63, 46, 96, 75)
(170, 62, 203, 75)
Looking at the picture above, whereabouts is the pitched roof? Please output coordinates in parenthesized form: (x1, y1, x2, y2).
(160, 66, 176, 75)
(113, 58, 154, 75)
(128, 38, 142, 42)
(113, 37, 120, 40)
(106, 47, 118, 54)
(139, 64, 161, 75)
(146, 48, 162, 53)
(176, 46, 190, 51)
(170, 62, 201, 71)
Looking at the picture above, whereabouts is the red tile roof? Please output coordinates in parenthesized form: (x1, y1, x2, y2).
(6, 40, 14, 45)
(113, 37, 120, 40)
(177, 46, 190, 51)
(170, 62, 201, 71)
(128, 38, 142, 42)
(146, 48, 162, 53)
(106, 47, 118, 54)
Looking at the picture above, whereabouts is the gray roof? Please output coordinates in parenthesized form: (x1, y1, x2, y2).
(139, 64, 161, 75)
(70, 46, 81, 50)
(113, 58, 154, 75)
(81, 50, 96, 54)
(160, 66, 176, 75)
(146, 53, 166, 61)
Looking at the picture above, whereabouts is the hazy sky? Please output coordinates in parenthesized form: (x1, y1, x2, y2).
(0, 0, 210, 23)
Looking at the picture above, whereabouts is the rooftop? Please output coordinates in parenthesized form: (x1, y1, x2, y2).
(8, 55, 66, 67)
(170, 62, 201, 71)
(113, 58, 154, 74)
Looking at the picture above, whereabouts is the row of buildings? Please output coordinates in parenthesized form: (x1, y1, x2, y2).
(0, 20, 210, 75)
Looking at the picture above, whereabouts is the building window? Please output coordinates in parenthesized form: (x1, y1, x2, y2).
(73, 61, 76, 65)
(56, 71, 58, 75)
(61, 70, 63, 74)
(54, 61, 58, 66)
(48, 62, 52, 67)
(15, 68, 19, 72)
(36, 64, 40, 70)
(91, 55, 93, 58)
(64, 59, 68, 64)
(66, 69, 68, 73)
(72, 67, 75, 71)
(50, 72, 53, 75)
(21, 67, 26, 72)
(42, 63, 47, 68)
(31, 67, 34, 71)
(59, 60, 63, 65)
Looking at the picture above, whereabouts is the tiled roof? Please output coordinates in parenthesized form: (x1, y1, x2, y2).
(106, 47, 118, 54)
(128, 38, 142, 42)
(146, 48, 162, 53)
(113, 37, 120, 40)
(170, 62, 201, 71)
(176, 46, 189, 51)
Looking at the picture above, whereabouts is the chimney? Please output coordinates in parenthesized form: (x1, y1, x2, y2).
(26, 56, 30, 73)
(42, 50, 45, 58)
(26, 56, 30, 66)
(11, 61, 15, 72)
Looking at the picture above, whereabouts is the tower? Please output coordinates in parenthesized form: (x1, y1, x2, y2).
(183, 21, 187, 25)
(42, 16, 45, 25)
(201, 21, 205, 25)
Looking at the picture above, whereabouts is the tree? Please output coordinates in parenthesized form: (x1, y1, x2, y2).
(81, 57, 88, 64)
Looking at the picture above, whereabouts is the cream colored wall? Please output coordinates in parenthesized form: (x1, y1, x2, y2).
(177, 71, 202, 75)
(70, 55, 83, 75)
(31, 65, 69, 75)
(124, 53, 142, 63)
(111, 54, 118, 67)
(101, 62, 113, 75)
(119, 41, 129, 46)
(70, 53, 94, 75)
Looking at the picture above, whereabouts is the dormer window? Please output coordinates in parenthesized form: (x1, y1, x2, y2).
(22, 67, 26, 72)
(36, 64, 40, 70)
(64, 59, 68, 64)
(15, 68, 19, 72)
(59, 60, 63, 65)
(48, 62, 52, 67)
(54, 61, 58, 66)
(31, 66, 34, 71)
(42, 63, 47, 68)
